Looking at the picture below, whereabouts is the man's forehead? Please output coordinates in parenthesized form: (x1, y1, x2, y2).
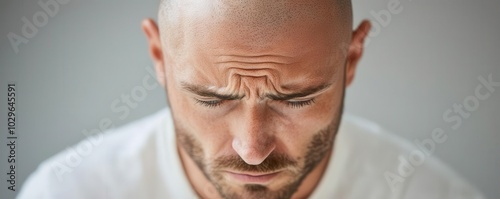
(162, 0, 348, 95)
(173, 50, 341, 84)
(173, 58, 341, 98)
(170, 34, 345, 96)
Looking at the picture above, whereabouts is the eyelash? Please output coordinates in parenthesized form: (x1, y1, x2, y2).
(195, 99, 224, 108)
(195, 98, 316, 109)
(286, 99, 316, 108)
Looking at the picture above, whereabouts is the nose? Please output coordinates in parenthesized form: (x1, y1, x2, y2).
(232, 105, 276, 165)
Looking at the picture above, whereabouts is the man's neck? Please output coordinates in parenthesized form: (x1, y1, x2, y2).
(177, 145, 333, 199)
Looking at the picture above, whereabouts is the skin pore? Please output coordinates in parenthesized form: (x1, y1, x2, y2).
(142, 0, 371, 198)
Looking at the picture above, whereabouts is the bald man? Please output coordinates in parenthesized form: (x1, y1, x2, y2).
(18, 0, 484, 199)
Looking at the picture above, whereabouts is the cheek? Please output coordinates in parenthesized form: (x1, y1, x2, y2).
(276, 87, 342, 159)
(285, 90, 341, 128)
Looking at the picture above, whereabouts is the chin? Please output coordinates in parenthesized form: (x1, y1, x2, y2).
(212, 172, 302, 199)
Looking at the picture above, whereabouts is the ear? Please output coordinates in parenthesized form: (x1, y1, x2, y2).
(345, 20, 371, 87)
(142, 18, 167, 88)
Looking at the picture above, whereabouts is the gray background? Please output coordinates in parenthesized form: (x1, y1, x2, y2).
(0, 0, 499, 198)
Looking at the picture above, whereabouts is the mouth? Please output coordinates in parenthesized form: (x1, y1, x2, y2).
(224, 171, 282, 184)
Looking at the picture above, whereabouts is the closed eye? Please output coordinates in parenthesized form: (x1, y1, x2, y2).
(195, 99, 224, 108)
(195, 98, 316, 109)
(285, 98, 316, 108)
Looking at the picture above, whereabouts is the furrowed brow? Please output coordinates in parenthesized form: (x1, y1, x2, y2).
(181, 82, 244, 100)
(265, 83, 332, 101)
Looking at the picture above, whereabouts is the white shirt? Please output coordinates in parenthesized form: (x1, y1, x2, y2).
(18, 107, 485, 199)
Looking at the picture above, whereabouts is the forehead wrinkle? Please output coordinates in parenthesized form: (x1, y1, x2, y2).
(186, 51, 340, 101)
(226, 67, 280, 78)
(216, 61, 293, 66)
(222, 68, 281, 99)
(215, 54, 296, 64)
(210, 59, 339, 98)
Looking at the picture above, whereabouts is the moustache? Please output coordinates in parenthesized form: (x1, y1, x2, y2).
(212, 154, 298, 173)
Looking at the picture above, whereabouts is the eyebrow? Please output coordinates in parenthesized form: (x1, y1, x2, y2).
(265, 83, 332, 101)
(181, 82, 332, 101)
(181, 82, 245, 100)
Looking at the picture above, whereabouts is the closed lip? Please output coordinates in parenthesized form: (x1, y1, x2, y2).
(225, 170, 282, 184)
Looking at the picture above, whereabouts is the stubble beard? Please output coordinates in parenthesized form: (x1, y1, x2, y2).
(175, 102, 344, 199)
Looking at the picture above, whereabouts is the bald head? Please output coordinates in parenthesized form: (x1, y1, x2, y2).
(158, 0, 353, 56)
